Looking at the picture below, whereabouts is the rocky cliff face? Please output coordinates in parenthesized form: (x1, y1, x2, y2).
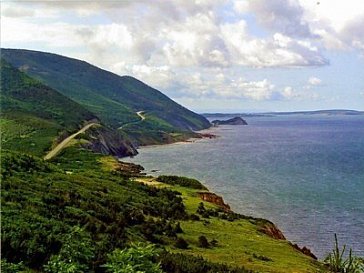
(82, 126, 138, 158)
(258, 221, 286, 240)
(290, 243, 317, 260)
(211, 117, 248, 126)
(198, 192, 231, 212)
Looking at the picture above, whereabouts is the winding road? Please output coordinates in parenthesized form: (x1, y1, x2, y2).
(118, 111, 146, 129)
(44, 122, 98, 160)
(136, 111, 145, 121)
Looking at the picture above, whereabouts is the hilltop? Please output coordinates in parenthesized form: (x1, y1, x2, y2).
(2, 48, 211, 145)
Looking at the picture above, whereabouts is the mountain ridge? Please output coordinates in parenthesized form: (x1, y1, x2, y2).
(1, 48, 211, 145)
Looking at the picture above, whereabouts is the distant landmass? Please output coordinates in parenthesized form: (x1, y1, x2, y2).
(204, 109, 364, 119)
(211, 117, 248, 126)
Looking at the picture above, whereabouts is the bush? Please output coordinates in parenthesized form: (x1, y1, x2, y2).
(160, 252, 253, 273)
(198, 236, 210, 248)
(156, 175, 208, 190)
(175, 237, 189, 249)
(189, 214, 200, 221)
(174, 222, 183, 233)
(102, 243, 162, 273)
(43, 226, 94, 273)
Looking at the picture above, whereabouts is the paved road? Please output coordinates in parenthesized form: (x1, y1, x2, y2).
(44, 122, 98, 160)
(136, 111, 145, 121)
(119, 111, 146, 129)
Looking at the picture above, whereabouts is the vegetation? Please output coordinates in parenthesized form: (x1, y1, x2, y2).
(156, 175, 208, 190)
(0, 59, 96, 156)
(3, 49, 360, 272)
(324, 234, 364, 273)
(102, 243, 163, 273)
(2, 49, 211, 145)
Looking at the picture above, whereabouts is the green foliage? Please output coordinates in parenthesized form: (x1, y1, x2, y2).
(102, 243, 163, 273)
(160, 252, 254, 273)
(1, 150, 56, 178)
(1, 149, 187, 271)
(324, 234, 364, 273)
(1, 259, 26, 273)
(43, 226, 94, 273)
(156, 175, 208, 190)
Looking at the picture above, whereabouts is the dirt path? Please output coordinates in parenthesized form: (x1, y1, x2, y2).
(44, 123, 98, 160)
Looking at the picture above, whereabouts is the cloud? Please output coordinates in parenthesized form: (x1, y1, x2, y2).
(1, 5, 35, 17)
(244, 0, 316, 39)
(220, 22, 328, 67)
(308, 77, 322, 85)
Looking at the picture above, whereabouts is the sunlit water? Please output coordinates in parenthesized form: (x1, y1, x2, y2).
(124, 115, 364, 258)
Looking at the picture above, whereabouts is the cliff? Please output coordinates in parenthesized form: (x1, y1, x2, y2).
(198, 191, 231, 212)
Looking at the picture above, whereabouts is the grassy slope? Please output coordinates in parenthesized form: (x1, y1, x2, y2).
(134, 177, 325, 273)
(1, 48, 211, 144)
(0, 59, 96, 156)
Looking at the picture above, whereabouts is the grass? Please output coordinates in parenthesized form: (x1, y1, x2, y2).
(135, 177, 326, 273)
(176, 218, 323, 273)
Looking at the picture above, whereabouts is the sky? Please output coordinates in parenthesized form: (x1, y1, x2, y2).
(1, 0, 364, 113)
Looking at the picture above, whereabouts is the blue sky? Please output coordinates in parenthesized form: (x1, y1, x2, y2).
(1, 0, 364, 112)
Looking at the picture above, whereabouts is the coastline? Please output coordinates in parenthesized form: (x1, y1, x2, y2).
(120, 127, 320, 261)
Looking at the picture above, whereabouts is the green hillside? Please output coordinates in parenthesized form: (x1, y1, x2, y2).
(1, 147, 326, 273)
(1, 48, 211, 144)
(0, 59, 97, 155)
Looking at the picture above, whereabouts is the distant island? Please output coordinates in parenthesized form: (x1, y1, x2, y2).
(211, 116, 248, 126)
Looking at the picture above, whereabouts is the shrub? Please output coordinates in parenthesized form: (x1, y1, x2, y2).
(189, 214, 200, 221)
(43, 226, 94, 273)
(210, 239, 218, 247)
(160, 252, 253, 273)
(175, 237, 189, 249)
(198, 235, 210, 248)
(102, 243, 163, 273)
(156, 175, 208, 190)
(174, 222, 183, 233)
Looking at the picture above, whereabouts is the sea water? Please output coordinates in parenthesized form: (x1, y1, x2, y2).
(124, 115, 364, 258)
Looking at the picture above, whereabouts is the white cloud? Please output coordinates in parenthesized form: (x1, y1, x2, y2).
(308, 77, 322, 85)
(1, 0, 362, 108)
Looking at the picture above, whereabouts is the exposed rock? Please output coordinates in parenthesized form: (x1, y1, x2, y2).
(82, 126, 138, 157)
(198, 192, 231, 212)
(290, 243, 317, 260)
(115, 161, 145, 176)
(259, 222, 286, 240)
(198, 133, 217, 138)
(211, 117, 248, 126)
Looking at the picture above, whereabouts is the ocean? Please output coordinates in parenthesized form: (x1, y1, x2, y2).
(123, 115, 364, 258)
